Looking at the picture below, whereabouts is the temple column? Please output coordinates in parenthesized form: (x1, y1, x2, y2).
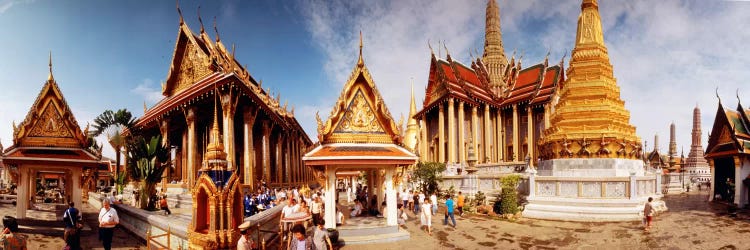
(71, 167, 82, 213)
(708, 159, 715, 201)
(16, 167, 28, 218)
(458, 101, 465, 163)
(544, 105, 551, 128)
(285, 134, 291, 183)
(734, 156, 743, 206)
(471, 106, 479, 160)
(159, 120, 170, 190)
(420, 119, 428, 162)
(324, 166, 337, 229)
(512, 104, 519, 161)
(221, 91, 238, 171)
(527, 106, 534, 167)
(497, 110, 504, 161)
(385, 167, 397, 226)
(180, 130, 187, 182)
(262, 122, 273, 184)
(484, 105, 491, 163)
(438, 102, 445, 163)
(447, 98, 456, 163)
(186, 107, 197, 187)
(243, 108, 258, 187)
(276, 133, 283, 184)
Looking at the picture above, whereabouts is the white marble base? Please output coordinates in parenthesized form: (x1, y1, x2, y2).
(537, 158, 645, 177)
(523, 196, 668, 222)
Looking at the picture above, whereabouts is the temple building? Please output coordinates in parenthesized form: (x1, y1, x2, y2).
(646, 133, 668, 169)
(683, 105, 711, 184)
(304, 36, 417, 241)
(415, 0, 565, 167)
(705, 96, 750, 207)
(2, 55, 108, 218)
(523, 0, 664, 221)
(132, 10, 313, 193)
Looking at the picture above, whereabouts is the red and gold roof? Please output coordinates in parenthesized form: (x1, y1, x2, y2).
(705, 100, 750, 157)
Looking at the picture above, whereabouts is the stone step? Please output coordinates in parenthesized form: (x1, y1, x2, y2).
(337, 225, 399, 237)
(337, 228, 410, 245)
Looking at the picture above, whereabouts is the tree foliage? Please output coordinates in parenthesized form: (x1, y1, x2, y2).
(410, 162, 446, 195)
(498, 174, 521, 215)
(90, 109, 136, 188)
(126, 135, 170, 210)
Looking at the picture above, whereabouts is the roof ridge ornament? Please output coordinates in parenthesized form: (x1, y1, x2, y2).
(213, 16, 220, 42)
(48, 51, 54, 81)
(197, 6, 204, 34)
(358, 31, 364, 67)
(176, 0, 184, 24)
(716, 87, 721, 104)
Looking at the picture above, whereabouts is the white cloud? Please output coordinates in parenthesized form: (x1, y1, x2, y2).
(0, 0, 34, 14)
(131, 78, 164, 107)
(298, 0, 750, 156)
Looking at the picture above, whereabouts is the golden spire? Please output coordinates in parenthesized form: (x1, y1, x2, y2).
(48, 51, 54, 81)
(403, 78, 420, 151)
(575, 0, 604, 48)
(483, 0, 507, 95)
(357, 31, 364, 67)
(203, 90, 227, 170)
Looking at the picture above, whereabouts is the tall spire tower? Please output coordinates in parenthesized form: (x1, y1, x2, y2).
(541, 0, 641, 159)
(482, 0, 508, 95)
(684, 105, 710, 180)
(668, 122, 677, 157)
(403, 82, 419, 152)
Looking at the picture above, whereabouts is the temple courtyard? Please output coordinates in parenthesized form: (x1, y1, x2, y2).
(4, 189, 747, 249)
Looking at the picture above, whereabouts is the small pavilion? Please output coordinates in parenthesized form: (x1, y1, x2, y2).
(303, 36, 417, 234)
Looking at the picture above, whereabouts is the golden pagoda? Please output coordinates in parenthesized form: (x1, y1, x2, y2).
(540, 0, 641, 160)
(403, 83, 419, 152)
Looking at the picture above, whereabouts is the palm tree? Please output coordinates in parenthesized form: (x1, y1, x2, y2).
(126, 135, 170, 210)
(90, 109, 135, 186)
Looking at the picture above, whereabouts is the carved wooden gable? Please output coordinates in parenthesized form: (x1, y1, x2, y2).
(334, 88, 385, 134)
(13, 80, 87, 148)
(28, 102, 74, 138)
(164, 26, 213, 97)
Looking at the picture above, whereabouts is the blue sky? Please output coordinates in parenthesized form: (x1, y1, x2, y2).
(1, 0, 750, 159)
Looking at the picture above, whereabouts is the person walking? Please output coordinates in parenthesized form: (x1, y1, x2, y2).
(430, 193, 438, 215)
(443, 195, 456, 228)
(401, 189, 409, 209)
(98, 199, 120, 250)
(412, 192, 420, 214)
(1, 216, 27, 250)
(643, 197, 654, 232)
(313, 219, 334, 250)
(311, 196, 323, 226)
(63, 202, 82, 250)
(456, 191, 465, 216)
(287, 224, 313, 250)
(160, 195, 171, 215)
(420, 198, 432, 236)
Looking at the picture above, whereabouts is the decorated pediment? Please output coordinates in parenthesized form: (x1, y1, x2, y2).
(13, 77, 88, 148)
(163, 24, 214, 97)
(316, 41, 402, 144)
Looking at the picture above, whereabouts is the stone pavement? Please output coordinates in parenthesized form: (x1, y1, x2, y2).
(1, 202, 144, 250)
(344, 190, 750, 250)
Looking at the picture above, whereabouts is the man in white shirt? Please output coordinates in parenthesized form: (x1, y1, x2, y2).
(401, 189, 410, 208)
(98, 200, 120, 250)
(237, 221, 256, 250)
(280, 199, 299, 236)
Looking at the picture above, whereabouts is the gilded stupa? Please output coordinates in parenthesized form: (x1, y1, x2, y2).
(402, 83, 419, 152)
(540, 0, 641, 160)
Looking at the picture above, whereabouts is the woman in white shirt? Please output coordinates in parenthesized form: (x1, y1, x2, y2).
(420, 198, 432, 236)
(98, 200, 119, 250)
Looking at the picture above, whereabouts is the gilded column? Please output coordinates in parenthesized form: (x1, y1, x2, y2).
(262, 122, 273, 184)
(243, 108, 258, 187)
(484, 104, 491, 163)
(438, 102, 446, 163)
(734, 156, 743, 206)
(458, 101, 465, 163)
(186, 107, 197, 187)
(221, 91, 238, 171)
(708, 159, 715, 201)
(512, 104, 519, 161)
(527, 106, 534, 166)
(276, 133, 283, 184)
(159, 119, 170, 190)
(497, 110, 504, 161)
(181, 130, 188, 183)
(471, 106, 479, 160)
(420, 119, 427, 162)
(447, 98, 456, 163)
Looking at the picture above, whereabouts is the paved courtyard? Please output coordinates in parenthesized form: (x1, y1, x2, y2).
(3, 189, 749, 249)
(348, 190, 750, 250)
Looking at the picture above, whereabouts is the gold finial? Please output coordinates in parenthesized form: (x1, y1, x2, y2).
(716, 87, 721, 104)
(48, 51, 54, 81)
(213, 16, 220, 42)
(357, 31, 364, 66)
(427, 39, 434, 56)
(737, 89, 742, 105)
(176, 0, 184, 24)
(143, 101, 148, 114)
(197, 6, 204, 33)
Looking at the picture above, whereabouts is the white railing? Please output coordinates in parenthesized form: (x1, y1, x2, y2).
(529, 174, 658, 199)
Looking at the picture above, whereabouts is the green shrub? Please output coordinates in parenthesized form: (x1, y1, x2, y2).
(500, 174, 520, 215)
(474, 191, 486, 206)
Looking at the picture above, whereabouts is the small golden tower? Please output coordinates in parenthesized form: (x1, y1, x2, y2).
(188, 93, 243, 249)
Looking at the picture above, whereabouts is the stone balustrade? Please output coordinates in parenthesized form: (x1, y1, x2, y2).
(531, 175, 656, 199)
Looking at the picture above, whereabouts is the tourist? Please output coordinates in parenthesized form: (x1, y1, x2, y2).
(457, 191, 465, 216)
(281, 198, 299, 235)
(397, 204, 407, 226)
(350, 199, 363, 217)
(298, 200, 311, 217)
(313, 219, 334, 250)
(244, 193, 255, 217)
(311, 196, 323, 226)
(401, 189, 410, 209)
(98, 199, 120, 250)
(1, 216, 27, 249)
(430, 193, 438, 215)
(160, 195, 171, 215)
(63, 201, 82, 250)
(443, 195, 456, 228)
(237, 221, 256, 250)
(336, 208, 345, 226)
(287, 224, 312, 250)
(420, 198, 432, 236)
(418, 191, 426, 211)
(643, 197, 654, 232)
(407, 190, 414, 211)
(413, 191, 420, 214)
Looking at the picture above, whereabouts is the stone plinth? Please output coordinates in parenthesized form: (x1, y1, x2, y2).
(537, 158, 645, 177)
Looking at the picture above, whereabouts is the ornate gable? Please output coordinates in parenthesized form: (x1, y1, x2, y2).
(13, 77, 89, 148)
(316, 39, 402, 144)
(706, 101, 745, 156)
(162, 23, 213, 97)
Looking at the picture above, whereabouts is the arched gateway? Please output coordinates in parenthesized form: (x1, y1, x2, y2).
(303, 36, 417, 241)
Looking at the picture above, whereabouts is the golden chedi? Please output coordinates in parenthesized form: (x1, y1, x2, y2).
(540, 0, 641, 160)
